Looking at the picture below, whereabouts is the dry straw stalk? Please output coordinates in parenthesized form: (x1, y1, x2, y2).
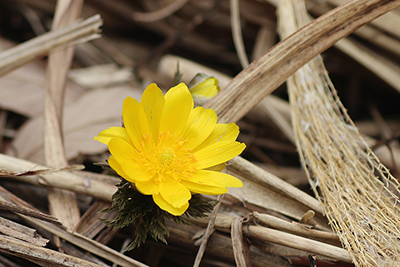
(0, 14, 102, 77)
(44, 0, 85, 231)
(205, 0, 400, 123)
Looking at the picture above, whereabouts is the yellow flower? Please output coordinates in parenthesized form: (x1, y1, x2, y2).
(188, 74, 220, 105)
(95, 83, 245, 216)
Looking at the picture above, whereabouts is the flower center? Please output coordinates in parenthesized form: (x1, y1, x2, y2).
(158, 148, 175, 167)
(135, 132, 197, 183)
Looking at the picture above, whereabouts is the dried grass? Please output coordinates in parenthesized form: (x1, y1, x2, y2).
(0, 0, 400, 266)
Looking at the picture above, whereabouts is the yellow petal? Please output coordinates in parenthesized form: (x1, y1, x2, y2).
(160, 176, 191, 208)
(180, 180, 228, 195)
(108, 156, 132, 182)
(140, 83, 165, 138)
(185, 106, 203, 126)
(136, 178, 160, 195)
(182, 107, 217, 150)
(193, 123, 240, 153)
(189, 170, 243, 187)
(122, 97, 150, 150)
(153, 193, 189, 216)
(159, 83, 193, 137)
(192, 85, 218, 99)
(194, 141, 246, 170)
(108, 138, 152, 182)
(94, 127, 130, 145)
(206, 163, 226, 172)
(190, 77, 220, 97)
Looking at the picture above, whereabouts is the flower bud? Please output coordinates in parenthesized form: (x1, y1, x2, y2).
(188, 73, 220, 105)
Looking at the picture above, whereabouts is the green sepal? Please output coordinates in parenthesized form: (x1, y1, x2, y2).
(173, 61, 183, 86)
(100, 178, 216, 251)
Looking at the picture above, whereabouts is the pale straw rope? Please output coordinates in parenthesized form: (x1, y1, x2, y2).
(278, 0, 400, 265)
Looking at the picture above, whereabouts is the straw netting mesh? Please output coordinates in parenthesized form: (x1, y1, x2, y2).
(278, 1, 400, 266)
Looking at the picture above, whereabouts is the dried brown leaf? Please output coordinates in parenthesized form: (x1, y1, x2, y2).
(0, 38, 85, 118)
(8, 86, 142, 164)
